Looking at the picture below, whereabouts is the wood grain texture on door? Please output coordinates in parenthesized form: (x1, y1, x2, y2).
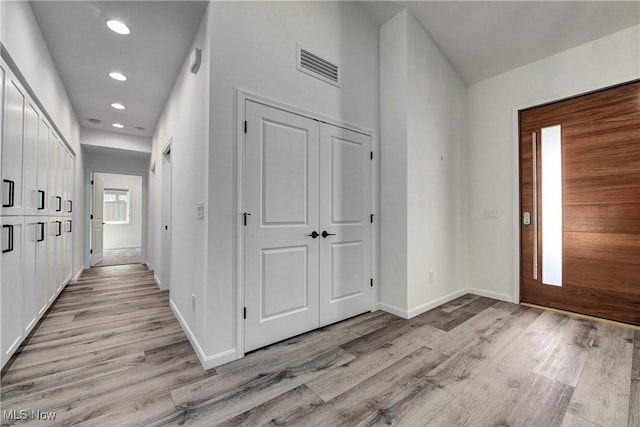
(520, 80, 640, 325)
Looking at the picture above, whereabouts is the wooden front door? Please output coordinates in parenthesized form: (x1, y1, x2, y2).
(519, 80, 640, 325)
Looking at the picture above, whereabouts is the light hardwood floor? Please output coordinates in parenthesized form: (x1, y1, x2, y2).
(1, 264, 638, 426)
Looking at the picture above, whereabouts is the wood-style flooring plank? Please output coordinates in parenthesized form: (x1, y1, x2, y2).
(534, 317, 598, 387)
(566, 323, 633, 426)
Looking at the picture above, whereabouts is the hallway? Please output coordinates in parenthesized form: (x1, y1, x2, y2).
(0, 265, 209, 426)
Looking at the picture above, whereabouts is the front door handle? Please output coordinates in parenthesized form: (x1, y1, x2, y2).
(322, 231, 336, 238)
(308, 231, 319, 239)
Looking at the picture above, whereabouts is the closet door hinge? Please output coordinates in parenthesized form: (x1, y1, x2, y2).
(90, 249, 93, 254)
(243, 307, 247, 319)
(370, 278, 373, 288)
(244, 121, 248, 134)
(90, 214, 94, 220)
(91, 180, 94, 185)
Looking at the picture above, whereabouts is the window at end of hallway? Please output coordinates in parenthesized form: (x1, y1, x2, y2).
(104, 189, 131, 225)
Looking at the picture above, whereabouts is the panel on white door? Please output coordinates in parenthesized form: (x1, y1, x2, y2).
(36, 221, 48, 315)
(23, 102, 39, 215)
(23, 219, 38, 335)
(319, 124, 372, 326)
(37, 119, 49, 214)
(2, 74, 25, 215)
(244, 100, 320, 352)
(91, 177, 104, 266)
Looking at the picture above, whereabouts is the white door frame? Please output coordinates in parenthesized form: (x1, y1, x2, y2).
(83, 168, 148, 269)
(160, 140, 172, 291)
(234, 89, 378, 358)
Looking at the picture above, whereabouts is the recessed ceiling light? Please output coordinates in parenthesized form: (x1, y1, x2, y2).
(107, 20, 130, 35)
(109, 72, 127, 81)
(112, 123, 124, 129)
(111, 103, 125, 110)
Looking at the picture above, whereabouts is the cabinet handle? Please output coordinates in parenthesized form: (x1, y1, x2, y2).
(67, 220, 72, 233)
(308, 231, 319, 238)
(2, 224, 14, 253)
(38, 190, 46, 210)
(37, 222, 45, 242)
(56, 196, 62, 212)
(3, 179, 15, 208)
(68, 200, 73, 213)
(321, 231, 336, 238)
(56, 221, 62, 236)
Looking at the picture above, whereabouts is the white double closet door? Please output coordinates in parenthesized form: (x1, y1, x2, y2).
(244, 100, 372, 352)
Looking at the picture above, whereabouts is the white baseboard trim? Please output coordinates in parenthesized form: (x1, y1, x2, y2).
(169, 300, 238, 370)
(376, 302, 409, 319)
(154, 273, 163, 290)
(68, 267, 84, 284)
(377, 287, 516, 320)
(466, 287, 515, 303)
(407, 288, 470, 318)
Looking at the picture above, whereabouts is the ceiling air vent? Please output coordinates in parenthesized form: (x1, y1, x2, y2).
(297, 45, 340, 87)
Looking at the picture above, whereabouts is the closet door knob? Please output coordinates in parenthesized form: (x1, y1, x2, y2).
(308, 231, 319, 239)
(321, 231, 336, 238)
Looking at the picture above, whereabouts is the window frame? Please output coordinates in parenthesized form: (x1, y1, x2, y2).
(103, 188, 131, 225)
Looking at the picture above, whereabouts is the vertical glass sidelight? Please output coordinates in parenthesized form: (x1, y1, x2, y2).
(541, 125, 563, 286)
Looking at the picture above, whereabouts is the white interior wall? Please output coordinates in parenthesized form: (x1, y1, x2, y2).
(149, 5, 210, 356)
(379, 9, 468, 318)
(2, 1, 84, 280)
(205, 0, 380, 366)
(379, 10, 408, 313)
(467, 25, 640, 302)
(94, 173, 142, 250)
(405, 12, 468, 315)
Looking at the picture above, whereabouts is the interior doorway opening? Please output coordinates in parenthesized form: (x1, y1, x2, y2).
(91, 172, 144, 267)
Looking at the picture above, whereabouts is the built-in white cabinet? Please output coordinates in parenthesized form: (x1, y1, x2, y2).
(0, 59, 75, 370)
(1, 216, 24, 368)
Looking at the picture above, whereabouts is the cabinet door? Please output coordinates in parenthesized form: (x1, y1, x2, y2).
(1, 70, 25, 216)
(36, 220, 48, 315)
(23, 101, 40, 215)
(36, 118, 50, 215)
(47, 218, 57, 304)
(0, 62, 5, 190)
(47, 132, 57, 214)
(23, 217, 38, 334)
(55, 220, 64, 293)
(1, 216, 23, 369)
(65, 219, 72, 282)
(65, 150, 73, 215)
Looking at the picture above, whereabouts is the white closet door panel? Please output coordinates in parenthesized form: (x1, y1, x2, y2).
(23, 102, 40, 215)
(36, 119, 49, 215)
(36, 220, 48, 315)
(91, 178, 104, 266)
(244, 101, 320, 352)
(23, 218, 38, 334)
(1, 73, 25, 216)
(319, 124, 372, 326)
(47, 218, 57, 303)
(1, 217, 23, 369)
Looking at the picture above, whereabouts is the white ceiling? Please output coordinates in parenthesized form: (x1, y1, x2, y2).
(30, 1, 638, 140)
(360, 1, 640, 84)
(30, 1, 208, 138)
